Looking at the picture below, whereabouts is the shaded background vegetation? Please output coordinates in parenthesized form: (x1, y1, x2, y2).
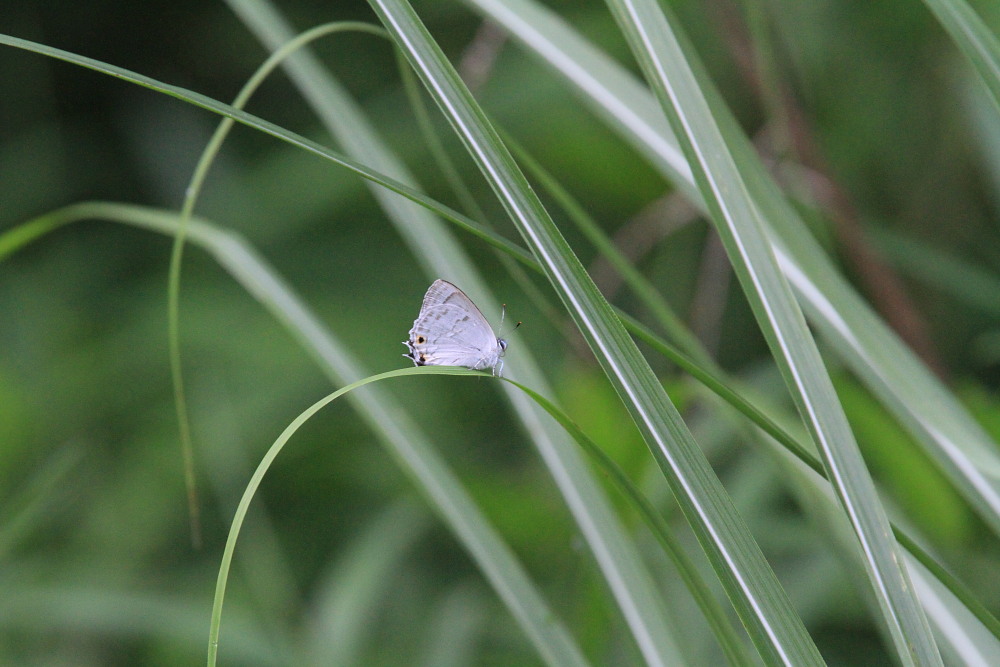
(2, 0, 999, 664)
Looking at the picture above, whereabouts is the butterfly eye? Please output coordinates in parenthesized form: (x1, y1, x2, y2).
(415, 335, 426, 344)
(417, 353, 427, 364)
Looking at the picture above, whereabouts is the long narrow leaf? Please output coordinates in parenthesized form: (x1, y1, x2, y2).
(221, 0, 689, 661)
(766, 437, 1000, 666)
(504, 378, 756, 667)
(366, 0, 824, 663)
(920, 0, 1000, 112)
(603, 1, 941, 664)
(9, 201, 998, 655)
(2, 202, 590, 667)
(458, 0, 1000, 543)
(208, 366, 492, 666)
(170, 20, 390, 551)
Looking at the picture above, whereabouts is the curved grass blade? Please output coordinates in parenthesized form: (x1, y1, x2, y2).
(366, 0, 824, 663)
(207, 366, 491, 666)
(222, 1, 689, 662)
(6, 202, 999, 652)
(167, 21, 390, 551)
(0, 203, 590, 667)
(502, 378, 756, 666)
(0, 34, 534, 267)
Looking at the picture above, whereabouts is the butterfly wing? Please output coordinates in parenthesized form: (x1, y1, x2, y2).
(404, 280, 502, 371)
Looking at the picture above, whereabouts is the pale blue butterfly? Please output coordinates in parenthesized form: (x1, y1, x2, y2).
(403, 279, 510, 376)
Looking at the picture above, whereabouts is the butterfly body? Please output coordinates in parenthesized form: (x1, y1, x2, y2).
(403, 279, 507, 375)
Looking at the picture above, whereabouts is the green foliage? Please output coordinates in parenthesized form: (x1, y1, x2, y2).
(2, 0, 1000, 665)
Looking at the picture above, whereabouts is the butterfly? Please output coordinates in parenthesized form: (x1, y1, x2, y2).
(403, 279, 510, 376)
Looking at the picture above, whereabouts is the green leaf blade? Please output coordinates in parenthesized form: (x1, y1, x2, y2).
(455, 0, 1000, 545)
(367, 0, 827, 663)
(603, 0, 941, 664)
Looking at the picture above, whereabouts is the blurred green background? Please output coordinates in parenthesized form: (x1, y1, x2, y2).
(2, 0, 1000, 664)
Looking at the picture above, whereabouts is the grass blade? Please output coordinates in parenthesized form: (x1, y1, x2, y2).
(503, 378, 756, 667)
(919, 0, 1000, 112)
(168, 20, 390, 551)
(367, 0, 824, 662)
(207, 366, 517, 666)
(1, 203, 590, 667)
(458, 0, 1000, 542)
(223, 0, 690, 662)
(603, 0, 940, 663)
(8, 201, 999, 659)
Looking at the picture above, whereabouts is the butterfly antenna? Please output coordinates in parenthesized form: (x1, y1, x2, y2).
(498, 302, 523, 341)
